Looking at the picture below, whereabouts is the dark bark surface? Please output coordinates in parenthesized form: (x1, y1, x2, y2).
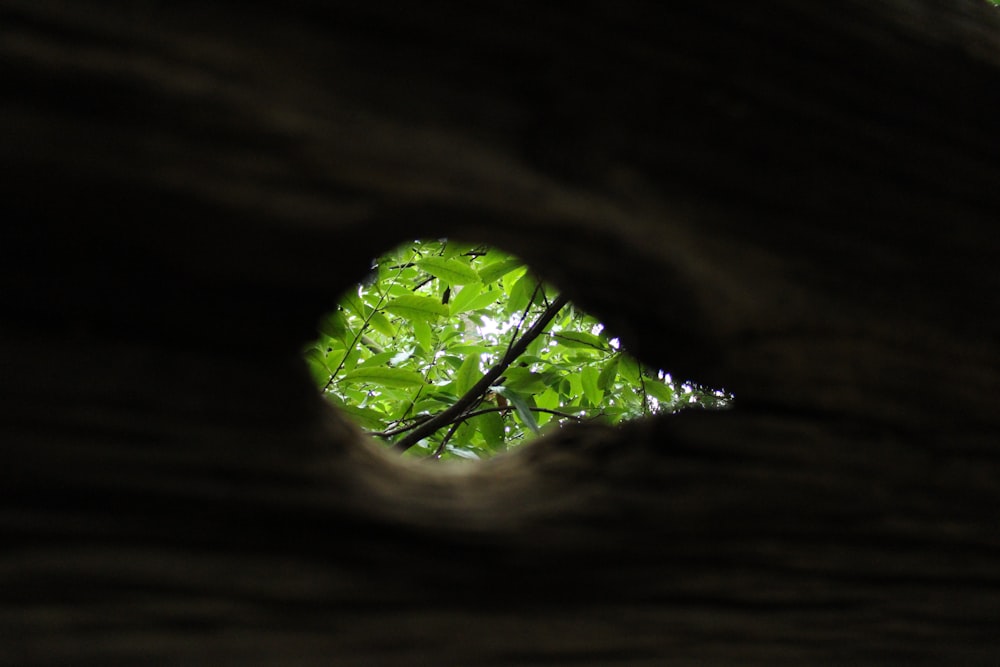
(3, 1, 1000, 664)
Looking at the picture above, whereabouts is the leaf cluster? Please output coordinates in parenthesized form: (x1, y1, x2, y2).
(305, 239, 730, 460)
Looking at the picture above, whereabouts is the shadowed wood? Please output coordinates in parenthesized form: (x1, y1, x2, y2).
(2, 1, 1000, 664)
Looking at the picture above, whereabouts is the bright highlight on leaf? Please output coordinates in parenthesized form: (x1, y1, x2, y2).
(305, 239, 731, 461)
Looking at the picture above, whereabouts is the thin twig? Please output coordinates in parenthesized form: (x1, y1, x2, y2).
(367, 413, 433, 438)
(639, 371, 649, 416)
(430, 420, 463, 459)
(548, 332, 610, 352)
(323, 252, 414, 392)
(501, 281, 543, 360)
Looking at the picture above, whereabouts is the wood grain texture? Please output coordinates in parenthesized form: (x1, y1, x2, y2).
(2, 1, 1000, 664)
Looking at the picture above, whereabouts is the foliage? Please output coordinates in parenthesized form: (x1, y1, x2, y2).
(305, 239, 730, 460)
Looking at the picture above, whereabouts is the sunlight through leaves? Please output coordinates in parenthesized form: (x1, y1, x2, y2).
(305, 239, 731, 460)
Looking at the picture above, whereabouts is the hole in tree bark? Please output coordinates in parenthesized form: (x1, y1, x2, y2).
(305, 238, 732, 461)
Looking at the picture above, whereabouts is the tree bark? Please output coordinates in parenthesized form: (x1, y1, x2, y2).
(2, 1, 1000, 664)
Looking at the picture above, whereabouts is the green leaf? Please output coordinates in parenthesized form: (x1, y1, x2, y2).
(553, 330, 609, 351)
(341, 367, 424, 388)
(386, 283, 411, 297)
(357, 350, 396, 368)
(455, 354, 480, 396)
(478, 257, 524, 284)
(417, 257, 480, 286)
(413, 318, 432, 352)
(449, 282, 484, 314)
(502, 266, 528, 294)
(322, 348, 346, 374)
(439, 327, 464, 344)
(644, 379, 675, 407)
(597, 355, 620, 391)
(474, 410, 506, 449)
(454, 419, 477, 446)
(440, 355, 464, 371)
(620, 355, 640, 383)
(526, 335, 546, 358)
(501, 366, 554, 393)
(507, 273, 537, 315)
(340, 347, 363, 374)
(536, 388, 561, 411)
(413, 397, 449, 414)
(318, 310, 348, 340)
(341, 292, 369, 319)
(339, 405, 387, 430)
(461, 289, 502, 313)
(568, 372, 584, 400)
(304, 348, 331, 387)
(440, 240, 478, 259)
(368, 311, 396, 338)
(448, 345, 492, 360)
(581, 366, 603, 406)
(445, 445, 481, 460)
(384, 294, 449, 321)
(495, 387, 539, 435)
(324, 395, 387, 430)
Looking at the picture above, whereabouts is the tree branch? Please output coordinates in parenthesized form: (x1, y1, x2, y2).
(393, 293, 569, 452)
(367, 413, 433, 438)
